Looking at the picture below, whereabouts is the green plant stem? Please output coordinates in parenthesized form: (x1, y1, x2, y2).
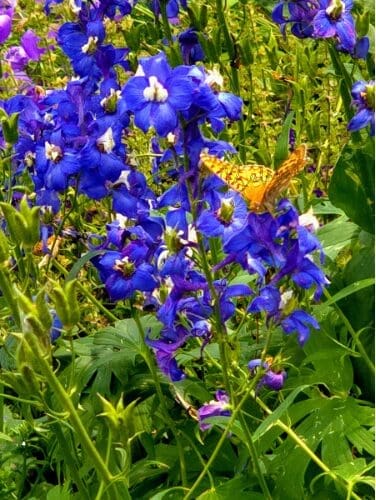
(0, 383, 3, 433)
(95, 428, 114, 500)
(197, 236, 233, 398)
(238, 410, 272, 499)
(25, 333, 130, 498)
(133, 312, 188, 487)
(53, 423, 90, 499)
(183, 380, 259, 500)
(52, 259, 118, 322)
(323, 288, 375, 375)
(159, 0, 173, 43)
(255, 396, 362, 500)
(0, 267, 21, 328)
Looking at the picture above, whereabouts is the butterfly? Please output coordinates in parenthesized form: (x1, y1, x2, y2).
(200, 144, 307, 212)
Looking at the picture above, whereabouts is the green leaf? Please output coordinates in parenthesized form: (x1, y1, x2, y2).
(317, 215, 359, 260)
(65, 249, 105, 281)
(130, 459, 170, 487)
(149, 487, 186, 500)
(197, 474, 264, 499)
(46, 484, 72, 500)
(267, 397, 374, 499)
(274, 110, 295, 167)
(252, 385, 310, 441)
(321, 278, 375, 307)
(329, 143, 375, 234)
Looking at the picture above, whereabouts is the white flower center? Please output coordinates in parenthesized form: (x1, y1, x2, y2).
(81, 36, 98, 54)
(205, 68, 224, 89)
(326, 0, 345, 19)
(45, 142, 62, 162)
(143, 76, 168, 103)
(96, 127, 115, 153)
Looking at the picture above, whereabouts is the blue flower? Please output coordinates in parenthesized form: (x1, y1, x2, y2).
(248, 285, 281, 316)
(198, 390, 231, 431)
(272, 1, 318, 38)
(146, 326, 189, 381)
(196, 191, 248, 242)
(313, 0, 356, 52)
(248, 359, 287, 391)
(281, 309, 320, 345)
(94, 249, 158, 301)
(123, 52, 194, 136)
(178, 28, 205, 64)
(347, 80, 375, 136)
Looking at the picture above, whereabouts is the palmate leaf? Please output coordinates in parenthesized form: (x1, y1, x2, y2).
(197, 473, 264, 499)
(328, 141, 375, 234)
(254, 393, 374, 499)
(56, 315, 163, 392)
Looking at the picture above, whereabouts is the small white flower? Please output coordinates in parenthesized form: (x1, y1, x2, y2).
(299, 207, 320, 232)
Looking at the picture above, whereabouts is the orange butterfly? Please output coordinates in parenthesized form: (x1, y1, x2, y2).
(200, 145, 307, 212)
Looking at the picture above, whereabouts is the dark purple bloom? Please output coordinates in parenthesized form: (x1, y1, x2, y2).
(196, 191, 248, 241)
(248, 285, 281, 316)
(198, 390, 231, 431)
(178, 28, 205, 65)
(313, 0, 356, 52)
(94, 249, 158, 301)
(272, 1, 318, 38)
(21, 29, 47, 60)
(123, 52, 194, 136)
(0, 13, 11, 43)
(347, 80, 375, 136)
(248, 359, 287, 391)
(146, 325, 190, 381)
(281, 309, 320, 345)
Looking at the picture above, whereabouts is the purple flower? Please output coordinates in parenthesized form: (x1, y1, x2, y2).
(248, 359, 287, 391)
(123, 52, 194, 136)
(178, 28, 205, 64)
(347, 80, 375, 136)
(94, 248, 158, 301)
(248, 285, 281, 316)
(147, 326, 189, 381)
(0, 13, 11, 43)
(312, 0, 356, 52)
(196, 191, 248, 242)
(198, 390, 231, 431)
(21, 29, 46, 60)
(281, 309, 320, 345)
(272, 1, 318, 38)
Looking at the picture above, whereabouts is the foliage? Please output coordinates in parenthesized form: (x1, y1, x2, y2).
(0, 0, 374, 499)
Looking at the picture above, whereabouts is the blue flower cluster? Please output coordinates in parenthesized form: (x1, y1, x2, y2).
(348, 80, 375, 137)
(0, 0, 329, 393)
(272, 0, 369, 58)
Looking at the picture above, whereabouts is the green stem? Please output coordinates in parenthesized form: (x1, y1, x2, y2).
(238, 410, 272, 499)
(159, 0, 173, 43)
(323, 288, 375, 374)
(0, 267, 21, 328)
(0, 383, 3, 433)
(197, 236, 232, 398)
(95, 429, 114, 500)
(52, 259, 118, 322)
(53, 423, 90, 499)
(133, 312, 188, 487)
(183, 378, 260, 500)
(255, 397, 362, 500)
(26, 333, 129, 496)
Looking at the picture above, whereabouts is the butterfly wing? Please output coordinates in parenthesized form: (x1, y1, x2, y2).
(200, 154, 274, 205)
(260, 144, 307, 211)
(200, 145, 307, 212)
